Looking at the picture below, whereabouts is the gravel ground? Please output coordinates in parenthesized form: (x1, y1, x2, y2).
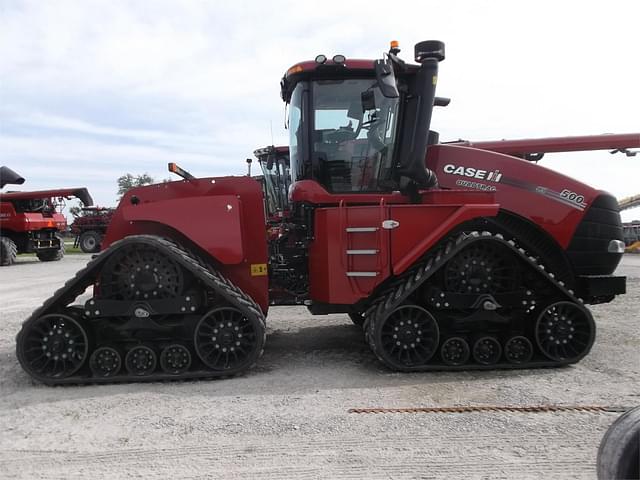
(0, 254, 638, 479)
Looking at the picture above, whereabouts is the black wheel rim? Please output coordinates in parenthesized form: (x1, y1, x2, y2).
(444, 241, 519, 294)
(100, 245, 184, 300)
(535, 301, 595, 362)
(440, 337, 470, 366)
(19, 313, 88, 379)
(125, 346, 157, 376)
(504, 336, 533, 364)
(379, 305, 439, 367)
(160, 344, 192, 374)
(90, 346, 122, 377)
(194, 307, 260, 371)
(472, 336, 502, 365)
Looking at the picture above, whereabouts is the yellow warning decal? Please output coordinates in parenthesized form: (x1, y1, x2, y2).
(432, 75, 438, 85)
(250, 263, 268, 276)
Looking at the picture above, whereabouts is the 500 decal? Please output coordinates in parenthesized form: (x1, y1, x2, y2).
(443, 164, 503, 182)
(560, 189, 587, 207)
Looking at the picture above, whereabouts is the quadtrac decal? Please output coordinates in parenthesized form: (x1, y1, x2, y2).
(442, 163, 587, 210)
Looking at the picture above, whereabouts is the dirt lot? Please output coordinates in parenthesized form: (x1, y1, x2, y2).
(0, 254, 638, 479)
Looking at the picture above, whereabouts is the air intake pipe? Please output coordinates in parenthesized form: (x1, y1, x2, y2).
(0, 166, 25, 189)
(396, 40, 445, 189)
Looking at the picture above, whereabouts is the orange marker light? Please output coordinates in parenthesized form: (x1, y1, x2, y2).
(390, 40, 399, 49)
(168, 162, 177, 173)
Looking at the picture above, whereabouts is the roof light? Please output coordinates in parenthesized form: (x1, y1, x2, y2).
(390, 40, 399, 49)
(332, 54, 346, 64)
(315, 54, 327, 64)
(286, 65, 304, 76)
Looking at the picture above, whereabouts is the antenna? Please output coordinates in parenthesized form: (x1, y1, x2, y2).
(270, 121, 274, 147)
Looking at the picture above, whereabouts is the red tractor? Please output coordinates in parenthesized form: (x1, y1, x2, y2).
(16, 41, 640, 385)
(0, 167, 93, 266)
(71, 207, 114, 253)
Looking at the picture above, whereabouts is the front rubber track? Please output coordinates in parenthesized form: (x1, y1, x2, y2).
(364, 231, 595, 372)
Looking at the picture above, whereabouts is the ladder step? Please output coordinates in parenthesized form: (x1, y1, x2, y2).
(346, 249, 378, 255)
(346, 227, 378, 233)
(346, 271, 379, 277)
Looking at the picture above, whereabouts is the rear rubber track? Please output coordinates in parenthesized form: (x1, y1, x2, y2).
(16, 234, 267, 385)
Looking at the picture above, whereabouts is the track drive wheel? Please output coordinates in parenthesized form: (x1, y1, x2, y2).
(17, 312, 89, 380)
(0, 236, 18, 266)
(535, 301, 595, 362)
(99, 243, 184, 300)
(368, 304, 440, 370)
(194, 307, 265, 372)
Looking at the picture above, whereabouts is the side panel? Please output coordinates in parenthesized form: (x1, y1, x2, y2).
(426, 144, 601, 248)
(310, 205, 391, 304)
(120, 196, 244, 264)
(103, 176, 269, 312)
(310, 201, 498, 305)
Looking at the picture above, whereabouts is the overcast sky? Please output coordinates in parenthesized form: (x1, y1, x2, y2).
(1, 0, 638, 220)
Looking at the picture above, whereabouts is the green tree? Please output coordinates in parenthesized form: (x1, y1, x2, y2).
(117, 173, 155, 199)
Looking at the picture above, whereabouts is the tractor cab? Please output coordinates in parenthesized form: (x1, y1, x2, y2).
(280, 41, 445, 199)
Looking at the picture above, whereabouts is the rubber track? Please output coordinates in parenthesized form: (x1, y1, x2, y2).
(348, 405, 629, 414)
(364, 230, 589, 371)
(16, 234, 267, 385)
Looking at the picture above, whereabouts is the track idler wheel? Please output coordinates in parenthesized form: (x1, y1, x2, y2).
(535, 301, 595, 362)
(125, 346, 157, 376)
(17, 312, 89, 380)
(440, 337, 470, 366)
(194, 307, 265, 372)
(504, 336, 533, 364)
(472, 336, 502, 365)
(370, 304, 440, 369)
(90, 346, 122, 377)
(160, 344, 192, 375)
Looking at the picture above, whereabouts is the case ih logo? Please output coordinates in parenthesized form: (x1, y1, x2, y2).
(443, 164, 503, 182)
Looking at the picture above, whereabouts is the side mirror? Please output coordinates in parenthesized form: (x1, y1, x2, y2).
(374, 58, 399, 98)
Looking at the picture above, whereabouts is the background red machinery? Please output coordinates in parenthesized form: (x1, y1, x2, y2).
(0, 166, 93, 266)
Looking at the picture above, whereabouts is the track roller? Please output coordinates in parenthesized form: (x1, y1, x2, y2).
(440, 337, 470, 366)
(90, 346, 122, 377)
(125, 346, 157, 376)
(472, 336, 502, 365)
(160, 344, 192, 375)
(535, 301, 595, 362)
(17, 312, 88, 380)
(504, 336, 533, 364)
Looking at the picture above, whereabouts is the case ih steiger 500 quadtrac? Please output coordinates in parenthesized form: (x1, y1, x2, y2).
(16, 41, 640, 385)
(0, 167, 93, 266)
